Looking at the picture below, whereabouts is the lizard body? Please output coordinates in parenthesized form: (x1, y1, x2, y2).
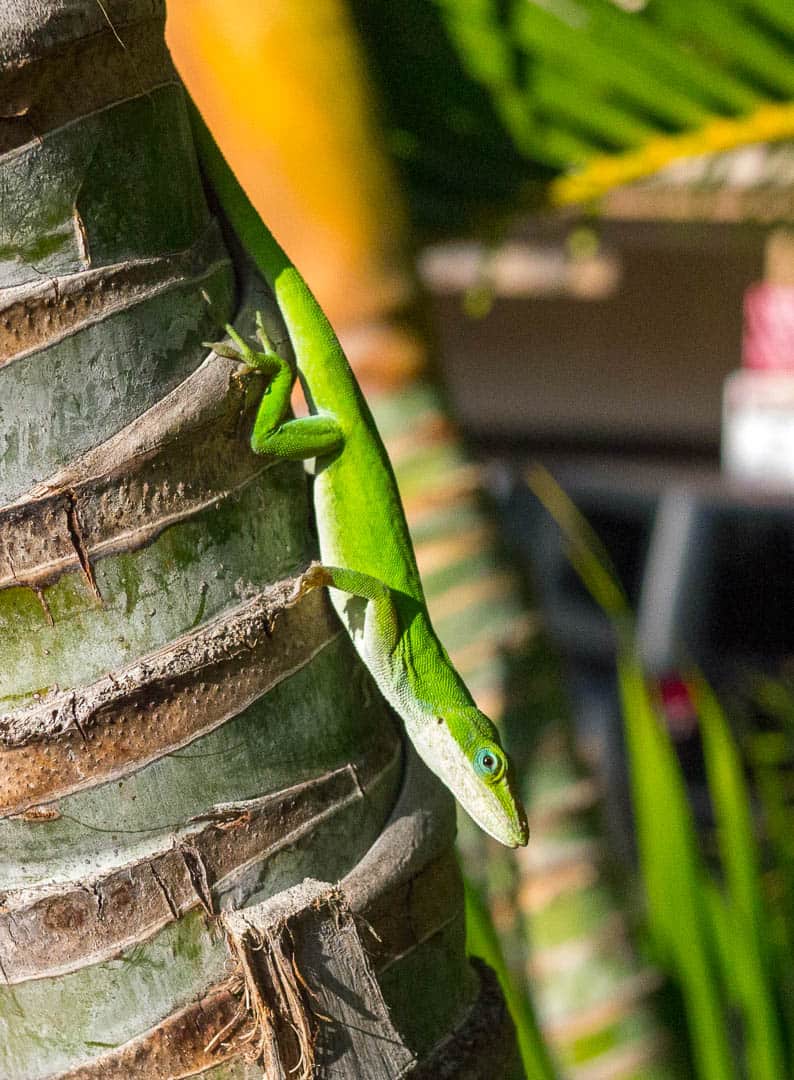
(194, 113, 528, 847)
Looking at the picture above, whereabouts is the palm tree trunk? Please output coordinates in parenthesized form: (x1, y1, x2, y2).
(0, 3, 515, 1076)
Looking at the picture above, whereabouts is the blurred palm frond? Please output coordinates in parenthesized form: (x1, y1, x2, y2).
(349, 0, 794, 234)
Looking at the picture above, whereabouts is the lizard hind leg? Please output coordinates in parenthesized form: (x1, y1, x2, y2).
(230, 315, 344, 461)
(251, 413, 343, 460)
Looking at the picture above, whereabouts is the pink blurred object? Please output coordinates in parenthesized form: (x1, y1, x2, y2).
(657, 674, 698, 738)
(743, 282, 794, 371)
(723, 257, 794, 484)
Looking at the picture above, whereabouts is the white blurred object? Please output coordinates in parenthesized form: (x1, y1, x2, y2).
(723, 371, 794, 484)
(722, 230, 794, 486)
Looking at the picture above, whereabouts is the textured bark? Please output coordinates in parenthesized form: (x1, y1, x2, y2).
(0, 3, 500, 1077)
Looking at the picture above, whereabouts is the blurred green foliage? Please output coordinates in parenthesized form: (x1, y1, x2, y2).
(526, 467, 794, 1080)
(347, 0, 794, 236)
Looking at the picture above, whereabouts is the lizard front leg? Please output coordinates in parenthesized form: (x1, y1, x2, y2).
(295, 565, 402, 653)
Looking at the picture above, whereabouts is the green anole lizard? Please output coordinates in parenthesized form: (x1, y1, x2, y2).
(192, 112, 528, 848)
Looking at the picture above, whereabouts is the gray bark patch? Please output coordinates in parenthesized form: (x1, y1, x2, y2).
(0, 570, 340, 814)
(221, 881, 416, 1079)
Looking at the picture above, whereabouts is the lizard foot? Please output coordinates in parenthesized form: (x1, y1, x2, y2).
(288, 563, 335, 606)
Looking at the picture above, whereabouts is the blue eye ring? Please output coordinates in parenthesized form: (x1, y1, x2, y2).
(474, 746, 505, 782)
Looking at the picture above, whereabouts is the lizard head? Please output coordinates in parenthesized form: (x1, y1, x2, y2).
(463, 729, 529, 848)
(472, 741, 528, 842)
(416, 708, 528, 847)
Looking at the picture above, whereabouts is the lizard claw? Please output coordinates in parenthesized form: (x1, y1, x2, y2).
(255, 310, 276, 354)
(288, 563, 334, 606)
(203, 340, 243, 362)
(204, 323, 265, 368)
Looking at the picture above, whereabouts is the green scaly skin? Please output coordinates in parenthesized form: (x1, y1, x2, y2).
(193, 111, 528, 847)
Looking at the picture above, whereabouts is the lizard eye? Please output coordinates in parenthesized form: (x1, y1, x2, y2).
(474, 746, 505, 782)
